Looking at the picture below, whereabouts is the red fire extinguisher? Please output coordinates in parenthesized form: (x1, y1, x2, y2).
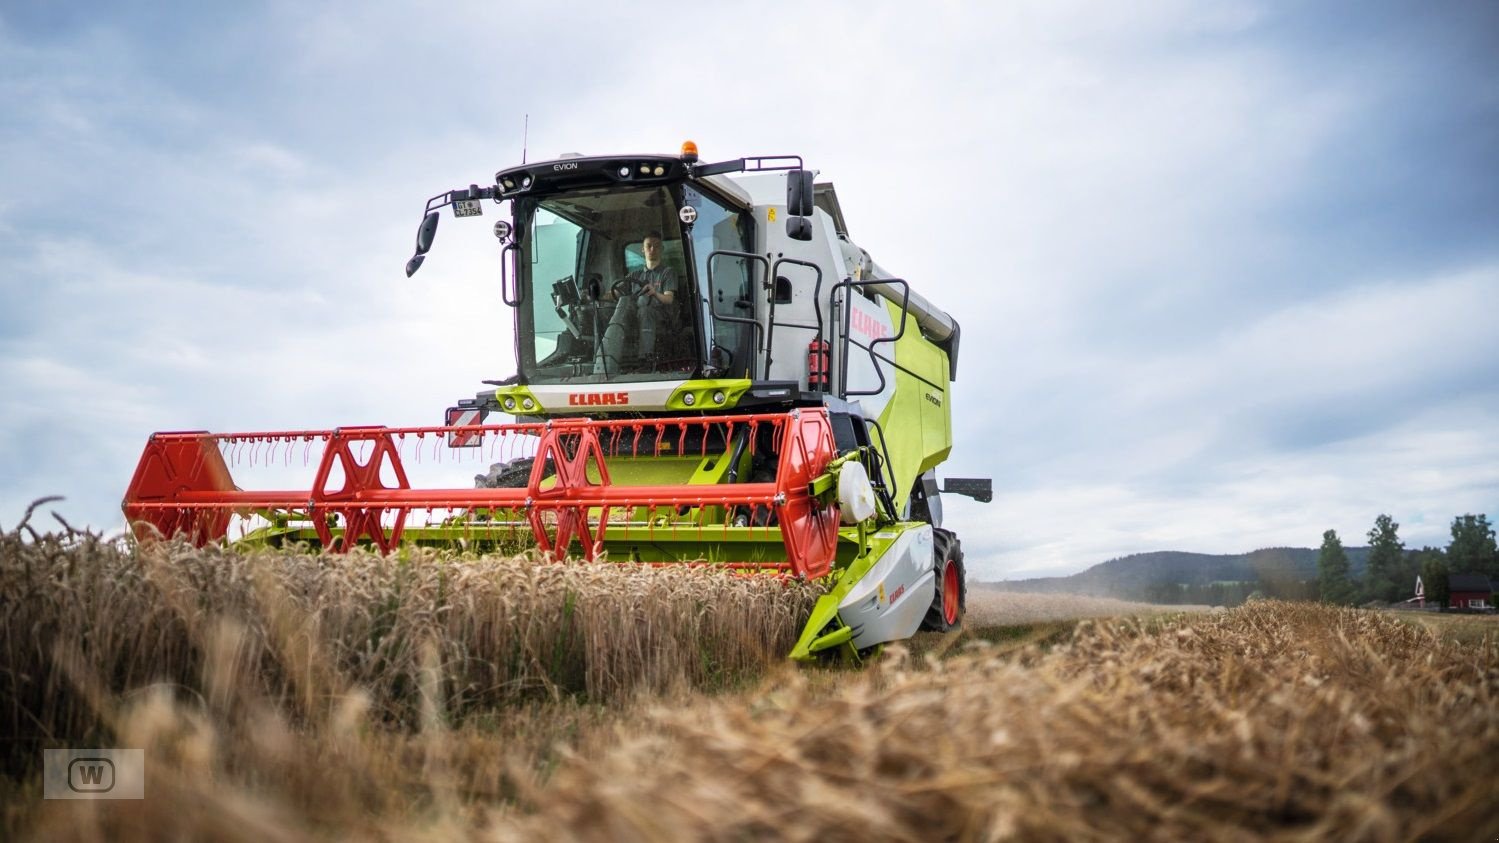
(807, 338, 830, 389)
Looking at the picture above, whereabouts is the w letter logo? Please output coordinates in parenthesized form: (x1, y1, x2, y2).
(68, 758, 115, 792)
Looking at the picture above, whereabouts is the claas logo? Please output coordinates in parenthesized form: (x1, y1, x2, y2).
(568, 392, 630, 406)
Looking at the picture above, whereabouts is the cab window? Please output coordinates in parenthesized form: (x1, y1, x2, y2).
(516, 185, 695, 384)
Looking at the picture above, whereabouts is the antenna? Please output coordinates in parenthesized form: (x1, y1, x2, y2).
(522, 114, 529, 164)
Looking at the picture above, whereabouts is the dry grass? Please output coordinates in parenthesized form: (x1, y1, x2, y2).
(5, 520, 1498, 841)
(1393, 610, 1499, 647)
(0, 521, 817, 778)
(498, 601, 1498, 842)
(965, 586, 1209, 626)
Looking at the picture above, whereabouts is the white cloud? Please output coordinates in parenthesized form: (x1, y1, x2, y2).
(963, 403, 1499, 581)
(956, 264, 1498, 577)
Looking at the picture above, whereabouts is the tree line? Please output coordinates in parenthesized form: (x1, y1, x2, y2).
(1136, 514, 1498, 608)
(1317, 513, 1498, 607)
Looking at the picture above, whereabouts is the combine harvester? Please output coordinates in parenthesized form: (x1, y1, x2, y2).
(123, 142, 991, 662)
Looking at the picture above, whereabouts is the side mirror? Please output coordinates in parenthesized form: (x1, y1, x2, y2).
(405, 254, 426, 277)
(415, 211, 440, 254)
(786, 217, 813, 241)
(787, 169, 814, 217)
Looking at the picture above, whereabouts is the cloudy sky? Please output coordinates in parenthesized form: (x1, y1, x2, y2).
(2, 1, 1496, 579)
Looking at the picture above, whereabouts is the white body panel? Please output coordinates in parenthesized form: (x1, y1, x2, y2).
(761, 210, 843, 393)
(719, 170, 914, 420)
(836, 525, 936, 650)
(524, 381, 689, 413)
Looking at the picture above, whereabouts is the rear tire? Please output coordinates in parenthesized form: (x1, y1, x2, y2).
(921, 529, 965, 632)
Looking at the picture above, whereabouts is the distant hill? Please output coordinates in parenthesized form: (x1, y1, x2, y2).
(993, 547, 1372, 601)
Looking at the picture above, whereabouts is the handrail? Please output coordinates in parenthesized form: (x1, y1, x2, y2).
(861, 418, 902, 520)
(500, 242, 523, 307)
(706, 249, 771, 379)
(831, 278, 911, 398)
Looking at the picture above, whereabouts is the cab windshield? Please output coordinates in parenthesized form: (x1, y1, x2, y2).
(517, 185, 697, 384)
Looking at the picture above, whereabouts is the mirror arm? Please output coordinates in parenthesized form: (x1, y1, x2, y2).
(693, 158, 747, 177)
(408, 183, 502, 277)
(447, 184, 498, 203)
(423, 184, 498, 214)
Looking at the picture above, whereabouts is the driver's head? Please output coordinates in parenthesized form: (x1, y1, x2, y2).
(642, 231, 664, 268)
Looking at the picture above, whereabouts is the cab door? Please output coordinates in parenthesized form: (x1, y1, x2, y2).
(684, 185, 757, 378)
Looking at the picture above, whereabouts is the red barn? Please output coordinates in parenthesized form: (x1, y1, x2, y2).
(1447, 573, 1494, 612)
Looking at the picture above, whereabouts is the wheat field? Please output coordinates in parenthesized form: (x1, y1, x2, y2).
(4, 519, 1497, 841)
(0, 522, 817, 767)
(964, 585, 1210, 626)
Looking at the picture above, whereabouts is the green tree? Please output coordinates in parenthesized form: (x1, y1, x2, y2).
(1399, 548, 1439, 601)
(1420, 551, 1450, 608)
(1447, 514, 1498, 578)
(1145, 581, 1183, 604)
(1317, 529, 1357, 605)
(1363, 514, 1405, 602)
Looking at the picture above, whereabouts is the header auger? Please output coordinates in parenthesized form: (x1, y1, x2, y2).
(123, 142, 992, 662)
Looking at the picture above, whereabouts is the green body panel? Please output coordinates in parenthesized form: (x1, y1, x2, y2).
(665, 379, 754, 412)
(788, 521, 929, 663)
(490, 384, 543, 414)
(606, 455, 704, 485)
(875, 297, 953, 515)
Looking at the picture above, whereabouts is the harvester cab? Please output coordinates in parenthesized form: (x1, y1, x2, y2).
(124, 142, 992, 663)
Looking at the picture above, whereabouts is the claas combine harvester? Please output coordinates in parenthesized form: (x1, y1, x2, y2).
(123, 142, 992, 662)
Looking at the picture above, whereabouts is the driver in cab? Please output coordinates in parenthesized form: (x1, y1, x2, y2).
(596, 230, 678, 374)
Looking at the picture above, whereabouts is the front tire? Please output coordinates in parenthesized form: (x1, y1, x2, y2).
(475, 457, 535, 489)
(921, 529, 966, 632)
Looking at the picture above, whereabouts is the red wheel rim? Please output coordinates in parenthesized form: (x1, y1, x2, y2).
(942, 558, 960, 625)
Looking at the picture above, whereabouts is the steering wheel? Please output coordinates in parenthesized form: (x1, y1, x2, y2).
(610, 276, 646, 299)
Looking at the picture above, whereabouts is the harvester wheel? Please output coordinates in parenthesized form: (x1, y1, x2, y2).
(475, 457, 535, 489)
(921, 529, 966, 632)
